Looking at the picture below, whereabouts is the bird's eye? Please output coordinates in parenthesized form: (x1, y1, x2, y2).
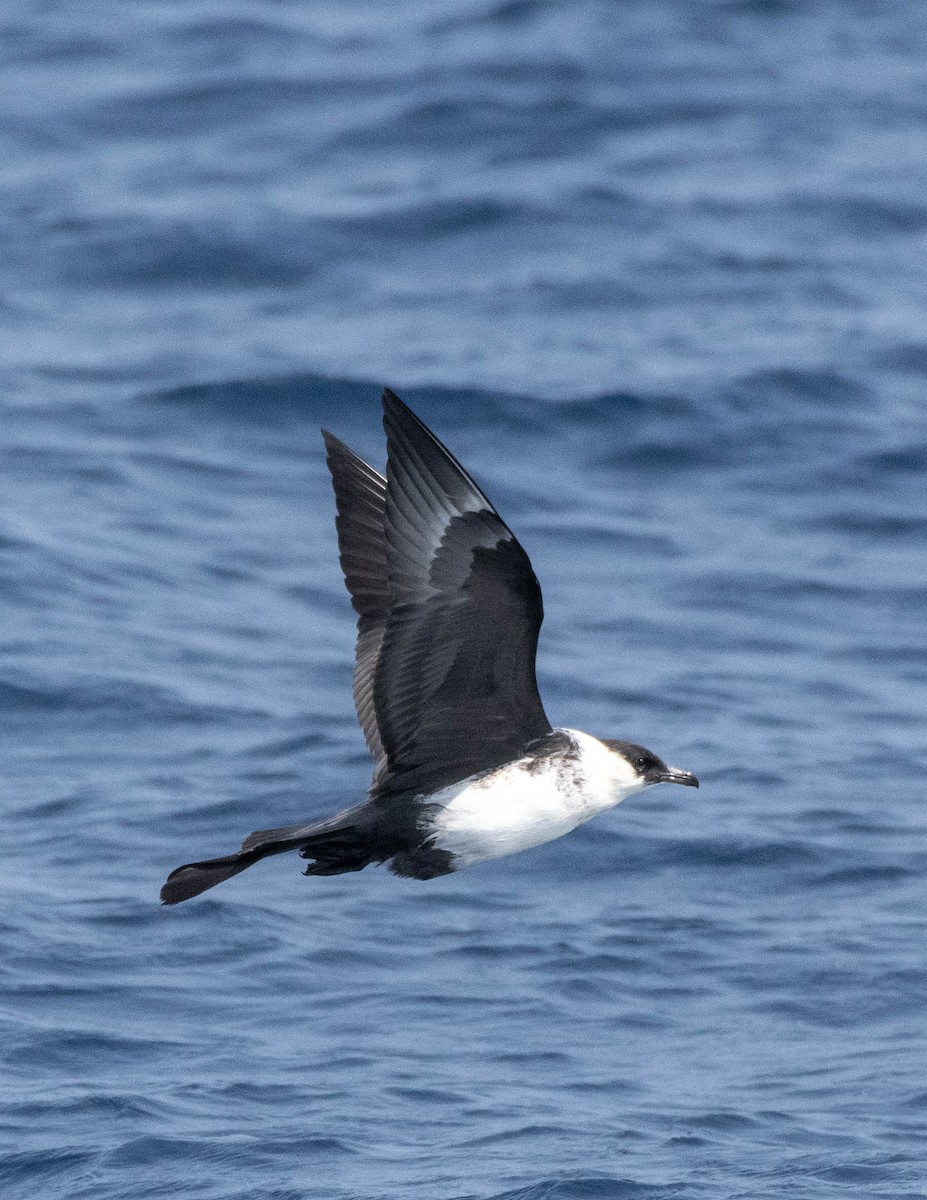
(636, 757, 650, 771)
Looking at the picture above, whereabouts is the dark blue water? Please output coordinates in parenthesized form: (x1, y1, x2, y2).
(3, 2, 927, 1197)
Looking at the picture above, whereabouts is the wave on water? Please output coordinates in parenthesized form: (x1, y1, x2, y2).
(3, 1, 927, 1198)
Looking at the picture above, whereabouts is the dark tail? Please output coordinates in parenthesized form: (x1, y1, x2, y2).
(160, 826, 309, 905)
(160, 807, 388, 905)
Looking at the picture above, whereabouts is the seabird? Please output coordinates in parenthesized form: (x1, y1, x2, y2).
(161, 390, 697, 904)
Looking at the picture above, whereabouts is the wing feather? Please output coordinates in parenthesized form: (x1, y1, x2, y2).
(322, 393, 552, 799)
(322, 431, 389, 776)
(372, 390, 551, 795)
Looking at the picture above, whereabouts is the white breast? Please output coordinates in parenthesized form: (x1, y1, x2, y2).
(425, 728, 646, 869)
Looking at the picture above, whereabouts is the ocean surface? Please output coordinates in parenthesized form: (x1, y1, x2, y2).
(2, 2, 927, 1197)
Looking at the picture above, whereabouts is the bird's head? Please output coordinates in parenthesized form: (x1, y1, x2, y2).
(602, 739, 699, 790)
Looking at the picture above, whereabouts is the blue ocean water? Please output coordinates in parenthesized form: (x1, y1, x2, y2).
(2, 1, 927, 1197)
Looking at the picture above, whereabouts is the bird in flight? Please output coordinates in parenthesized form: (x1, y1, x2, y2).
(161, 390, 697, 904)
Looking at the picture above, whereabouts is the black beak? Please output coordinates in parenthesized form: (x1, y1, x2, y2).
(655, 767, 699, 788)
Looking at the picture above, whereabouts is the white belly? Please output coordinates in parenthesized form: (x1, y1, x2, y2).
(426, 728, 645, 868)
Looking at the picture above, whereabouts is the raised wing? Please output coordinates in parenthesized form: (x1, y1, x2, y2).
(372, 389, 551, 796)
(322, 430, 390, 781)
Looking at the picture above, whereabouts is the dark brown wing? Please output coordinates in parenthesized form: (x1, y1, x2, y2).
(322, 430, 389, 780)
(372, 389, 551, 797)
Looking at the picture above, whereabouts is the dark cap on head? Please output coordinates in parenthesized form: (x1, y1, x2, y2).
(602, 739, 699, 788)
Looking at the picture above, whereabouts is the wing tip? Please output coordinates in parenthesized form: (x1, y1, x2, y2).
(382, 387, 499, 519)
(381, 387, 426, 435)
(321, 427, 344, 454)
